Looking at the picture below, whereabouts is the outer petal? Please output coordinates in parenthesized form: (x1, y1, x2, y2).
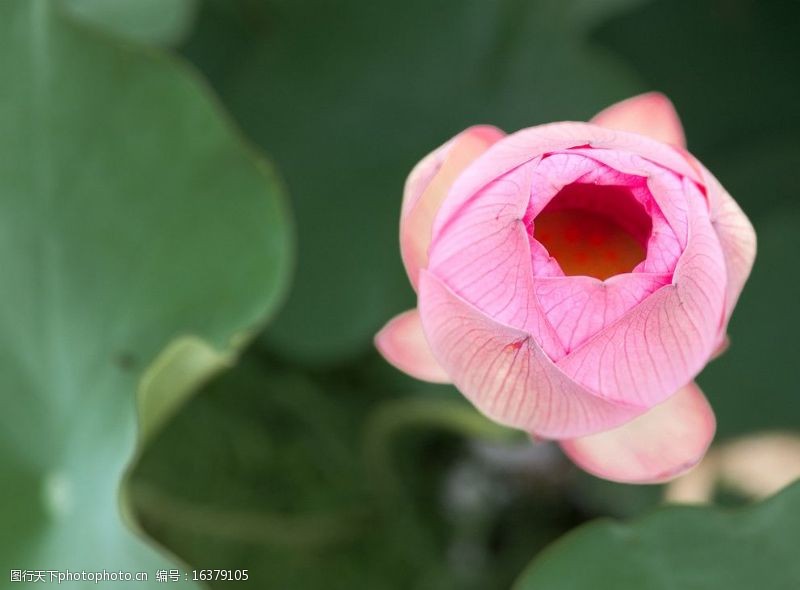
(427, 161, 567, 361)
(375, 309, 450, 383)
(418, 270, 646, 438)
(696, 161, 757, 327)
(402, 136, 455, 219)
(590, 92, 686, 148)
(560, 381, 715, 484)
(711, 334, 730, 360)
(401, 125, 504, 289)
(556, 179, 727, 407)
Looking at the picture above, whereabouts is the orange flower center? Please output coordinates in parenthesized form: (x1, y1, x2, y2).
(533, 184, 649, 280)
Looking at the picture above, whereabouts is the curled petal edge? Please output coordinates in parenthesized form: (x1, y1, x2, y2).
(695, 160, 757, 329)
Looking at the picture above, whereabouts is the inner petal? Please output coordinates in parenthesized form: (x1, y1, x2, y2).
(533, 183, 651, 280)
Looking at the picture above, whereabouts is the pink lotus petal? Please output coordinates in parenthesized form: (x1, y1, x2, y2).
(418, 270, 647, 438)
(529, 238, 565, 278)
(711, 334, 730, 360)
(375, 309, 450, 383)
(556, 179, 727, 407)
(402, 137, 455, 219)
(695, 161, 757, 328)
(560, 381, 715, 483)
(428, 162, 567, 361)
(534, 272, 671, 352)
(591, 92, 686, 148)
(401, 126, 504, 289)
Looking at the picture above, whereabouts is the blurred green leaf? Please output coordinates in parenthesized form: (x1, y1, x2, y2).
(182, 0, 645, 363)
(0, 0, 291, 581)
(515, 480, 800, 590)
(569, 472, 664, 519)
(133, 358, 451, 590)
(62, 0, 198, 46)
(137, 337, 235, 445)
(132, 350, 580, 590)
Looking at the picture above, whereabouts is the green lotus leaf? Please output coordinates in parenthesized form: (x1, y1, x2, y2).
(0, 0, 291, 584)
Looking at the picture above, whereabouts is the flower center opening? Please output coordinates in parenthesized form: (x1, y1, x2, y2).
(532, 183, 651, 280)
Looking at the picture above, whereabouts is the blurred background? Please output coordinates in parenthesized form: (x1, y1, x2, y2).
(3, 0, 800, 588)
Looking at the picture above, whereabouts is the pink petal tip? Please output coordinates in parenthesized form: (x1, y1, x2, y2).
(559, 382, 716, 484)
(375, 309, 450, 383)
(401, 125, 504, 289)
(591, 92, 686, 147)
